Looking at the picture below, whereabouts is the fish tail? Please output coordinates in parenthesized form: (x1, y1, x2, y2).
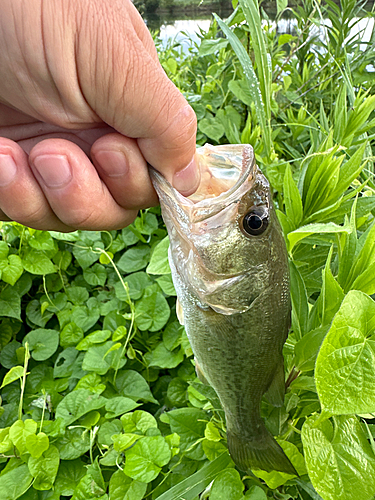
(227, 430, 298, 476)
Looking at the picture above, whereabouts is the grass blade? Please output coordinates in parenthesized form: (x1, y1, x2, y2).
(213, 13, 271, 156)
(238, 0, 272, 121)
(155, 452, 233, 500)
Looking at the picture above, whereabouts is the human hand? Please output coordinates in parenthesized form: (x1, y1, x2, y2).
(0, 0, 198, 231)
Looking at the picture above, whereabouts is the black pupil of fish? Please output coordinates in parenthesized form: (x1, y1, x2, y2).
(243, 211, 268, 235)
(247, 214, 262, 230)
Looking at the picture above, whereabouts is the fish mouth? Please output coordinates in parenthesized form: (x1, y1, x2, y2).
(150, 144, 256, 224)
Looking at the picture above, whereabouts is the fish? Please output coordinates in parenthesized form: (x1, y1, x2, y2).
(150, 144, 296, 475)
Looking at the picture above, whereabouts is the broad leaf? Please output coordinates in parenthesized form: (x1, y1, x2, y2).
(315, 290, 375, 415)
(302, 414, 375, 500)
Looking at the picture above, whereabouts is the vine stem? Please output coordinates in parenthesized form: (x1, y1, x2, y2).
(93, 247, 136, 381)
(19, 342, 30, 420)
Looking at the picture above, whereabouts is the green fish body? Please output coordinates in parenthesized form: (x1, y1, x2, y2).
(150, 144, 296, 475)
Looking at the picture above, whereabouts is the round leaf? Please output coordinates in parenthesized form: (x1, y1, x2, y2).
(23, 329, 59, 361)
(125, 436, 171, 483)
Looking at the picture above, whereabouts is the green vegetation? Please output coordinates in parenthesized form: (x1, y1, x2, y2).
(1, 0, 375, 498)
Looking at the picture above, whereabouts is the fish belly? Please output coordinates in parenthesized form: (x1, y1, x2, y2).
(171, 259, 296, 475)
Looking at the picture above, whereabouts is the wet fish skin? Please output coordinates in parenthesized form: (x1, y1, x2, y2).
(150, 144, 296, 475)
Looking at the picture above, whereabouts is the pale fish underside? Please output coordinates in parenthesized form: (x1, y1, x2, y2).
(150, 144, 296, 475)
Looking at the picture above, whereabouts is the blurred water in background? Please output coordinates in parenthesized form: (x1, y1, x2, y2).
(145, 7, 375, 53)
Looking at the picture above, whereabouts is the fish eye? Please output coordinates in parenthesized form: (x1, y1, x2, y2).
(241, 208, 269, 236)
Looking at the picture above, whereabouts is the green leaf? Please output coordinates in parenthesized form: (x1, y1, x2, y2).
(205, 422, 221, 442)
(315, 290, 375, 415)
(124, 435, 171, 483)
(0, 255, 23, 286)
(121, 410, 158, 434)
(0, 319, 13, 349)
(289, 261, 308, 339)
(28, 230, 55, 250)
(22, 248, 56, 274)
(25, 431, 49, 459)
(276, 0, 288, 15)
(163, 321, 184, 351)
(75, 373, 106, 394)
(76, 330, 112, 350)
(82, 341, 116, 375)
(168, 408, 207, 460)
(135, 285, 170, 332)
(55, 389, 107, 425)
(1, 365, 24, 388)
(288, 221, 351, 252)
(72, 241, 101, 269)
(154, 452, 232, 500)
(146, 343, 184, 369)
(83, 263, 107, 286)
(198, 38, 228, 56)
(109, 470, 147, 500)
(0, 340, 21, 369)
(115, 271, 152, 301)
(134, 212, 159, 235)
(252, 440, 306, 488)
(167, 378, 188, 407)
(146, 237, 171, 275)
(23, 329, 59, 361)
(0, 464, 33, 500)
(117, 246, 150, 273)
(302, 414, 375, 500)
(87, 458, 106, 492)
(60, 322, 84, 347)
(198, 117, 225, 142)
(202, 439, 227, 461)
(284, 165, 303, 229)
(0, 240, 9, 259)
(244, 486, 267, 500)
(294, 326, 328, 372)
(66, 286, 89, 305)
(342, 220, 375, 294)
(115, 370, 158, 404)
(54, 459, 86, 496)
(28, 444, 59, 490)
(71, 473, 106, 500)
(26, 299, 53, 327)
(0, 287, 21, 319)
(105, 397, 141, 419)
(54, 428, 91, 460)
(54, 347, 78, 378)
(9, 419, 37, 455)
(328, 143, 366, 203)
(228, 79, 253, 107)
(213, 10, 271, 154)
(209, 468, 244, 500)
(71, 297, 100, 332)
(156, 274, 176, 296)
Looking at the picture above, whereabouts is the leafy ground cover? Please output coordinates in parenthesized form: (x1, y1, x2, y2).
(1, 0, 375, 499)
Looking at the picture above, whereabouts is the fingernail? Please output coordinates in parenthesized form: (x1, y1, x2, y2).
(0, 154, 17, 186)
(33, 155, 72, 187)
(93, 150, 128, 177)
(173, 157, 200, 196)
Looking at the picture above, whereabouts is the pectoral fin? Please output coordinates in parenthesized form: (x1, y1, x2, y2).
(265, 360, 285, 407)
(195, 357, 210, 385)
(176, 298, 184, 326)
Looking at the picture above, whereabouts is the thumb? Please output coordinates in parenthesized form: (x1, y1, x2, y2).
(76, 0, 199, 194)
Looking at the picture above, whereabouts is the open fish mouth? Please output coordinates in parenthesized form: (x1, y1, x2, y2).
(150, 144, 256, 224)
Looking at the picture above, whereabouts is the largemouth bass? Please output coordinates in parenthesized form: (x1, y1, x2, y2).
(150, 144, 296, 475)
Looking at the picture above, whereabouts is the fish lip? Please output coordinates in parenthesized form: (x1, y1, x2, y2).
(149, 144, 256, 224)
